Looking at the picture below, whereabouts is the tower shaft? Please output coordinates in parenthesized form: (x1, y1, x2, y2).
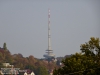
(48, 9, 51, 51)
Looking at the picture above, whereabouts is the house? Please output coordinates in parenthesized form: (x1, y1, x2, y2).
(2, 63, 12, 67)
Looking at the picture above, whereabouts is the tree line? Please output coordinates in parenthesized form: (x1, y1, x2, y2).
(0, 43, 56, 75)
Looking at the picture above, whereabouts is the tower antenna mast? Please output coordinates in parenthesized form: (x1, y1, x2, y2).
(43, 9, 55, 61)
(48, 8, 52, 52)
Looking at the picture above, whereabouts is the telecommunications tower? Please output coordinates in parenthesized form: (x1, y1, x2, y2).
(43, 9, 55, 61)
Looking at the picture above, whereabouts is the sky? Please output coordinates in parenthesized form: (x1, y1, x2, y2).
(0, 0, 100, 58)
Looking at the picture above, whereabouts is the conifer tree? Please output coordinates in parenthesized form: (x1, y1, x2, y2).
(3, 42, 7, 50)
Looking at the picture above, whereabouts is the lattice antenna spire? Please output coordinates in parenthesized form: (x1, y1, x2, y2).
(48, 8, 52, 50)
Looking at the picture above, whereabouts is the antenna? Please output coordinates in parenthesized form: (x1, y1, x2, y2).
(48, 8, 51, 51)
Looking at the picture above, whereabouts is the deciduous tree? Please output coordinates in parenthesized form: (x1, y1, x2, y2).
(53, 37, 100, 75)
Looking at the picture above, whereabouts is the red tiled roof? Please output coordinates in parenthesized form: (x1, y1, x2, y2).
(26, 69, 32, 74)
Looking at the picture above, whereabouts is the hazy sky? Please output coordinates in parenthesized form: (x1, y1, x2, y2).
(0, 0, 100, 58)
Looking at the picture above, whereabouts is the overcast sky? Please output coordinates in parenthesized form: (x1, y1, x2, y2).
(0, 0, 100, 58)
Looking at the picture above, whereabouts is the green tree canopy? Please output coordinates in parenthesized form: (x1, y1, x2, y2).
(36, 66, 49, 75)
(80, 37, 100, 56)
(53, 37, 100, 75)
